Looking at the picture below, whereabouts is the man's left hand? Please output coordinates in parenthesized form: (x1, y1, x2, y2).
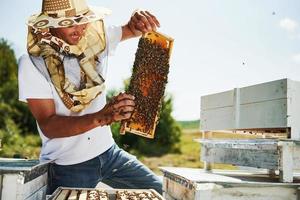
(122, 10, 160, 40)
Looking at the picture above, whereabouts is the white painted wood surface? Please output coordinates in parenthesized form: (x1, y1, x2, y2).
(201, 78, 300, 139)
(1, 173, 47, 200)
(0, 159, 49, 200)
(287, 79, 300, 139)
(161, 167, 300, 200)
(197, 139, 300, 182)
(278, 141, 294, 182)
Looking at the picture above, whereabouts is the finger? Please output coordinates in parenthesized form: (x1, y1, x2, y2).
(113, 100, 135, 110)
(134, 12, 152, 32)
(131, 15, 147, 33)
(114, 112, 133, 121)
(119, 106, 135, 114)
(141, 11, 158, 31)
(145, 11, 160, 27)
(116, 93, 135, 101)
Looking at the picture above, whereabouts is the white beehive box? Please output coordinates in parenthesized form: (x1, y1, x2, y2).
(161, 167, 300, 200)
(48, 187, 164, 200)
(0, 158, 49, 200)
(196, 139, 300, 182)
(201, 78, 300, 139)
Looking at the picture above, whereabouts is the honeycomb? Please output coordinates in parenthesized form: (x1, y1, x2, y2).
(120, 31, 174, 138)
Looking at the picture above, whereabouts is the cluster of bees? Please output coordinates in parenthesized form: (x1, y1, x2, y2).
(52, 189, 162, 200)
(87, 190, 108, 200)
(116, 190, 161, 200)
(53, 189, 109, 200)
(127, 37, 170, 134)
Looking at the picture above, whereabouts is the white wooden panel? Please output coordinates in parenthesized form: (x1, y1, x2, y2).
(201, 107, 235, 130)
(292, 144, 300, 170)
(200, 78, 300, 133)
(18, 173, 47, 199)
(163, 177, 195, 200)
(163, 192, 177, 200)
(201, 90, 234, 110)
(1, 173, 47, 200)
(162, 167, 300, 200)
(202, 147, 278, 169)
(239, 79, 287, 104)
(1, 174, 18, 200)
(197, 139, 278, 150)
(287, 79, 300, 139)
(239, 99, 288, 129)
(209, 185, 297, 200)
(25, 185, 47, 200)
(278, 141, 294, 182)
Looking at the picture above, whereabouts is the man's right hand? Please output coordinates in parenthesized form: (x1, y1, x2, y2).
(27, 93, 135, 139)
(96, 93, 135, 126)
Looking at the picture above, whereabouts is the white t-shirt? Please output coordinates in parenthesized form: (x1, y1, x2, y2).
(18, 25, 122, 165)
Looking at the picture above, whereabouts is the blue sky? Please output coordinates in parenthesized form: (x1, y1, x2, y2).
(1, 0, 300, 120)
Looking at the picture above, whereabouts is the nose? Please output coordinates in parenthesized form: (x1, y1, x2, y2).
(75, 24, 87, 35)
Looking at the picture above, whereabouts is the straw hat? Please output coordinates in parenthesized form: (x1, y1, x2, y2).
(27, 0, 111, 29)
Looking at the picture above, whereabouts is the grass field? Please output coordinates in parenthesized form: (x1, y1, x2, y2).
(177, 120, 200, 130)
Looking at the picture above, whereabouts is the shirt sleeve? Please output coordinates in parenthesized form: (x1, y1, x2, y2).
(105, 25, 122, 56)
(18, 54, 53, 103)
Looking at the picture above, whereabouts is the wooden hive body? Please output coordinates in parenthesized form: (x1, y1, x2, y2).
(48, 187, 164, 200)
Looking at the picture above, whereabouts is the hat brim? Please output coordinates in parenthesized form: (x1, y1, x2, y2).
(27, 6, 111, 29)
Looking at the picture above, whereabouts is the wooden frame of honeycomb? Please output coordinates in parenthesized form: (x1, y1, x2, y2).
(49, 188, 164, 200)
(120, 31, 174, 139)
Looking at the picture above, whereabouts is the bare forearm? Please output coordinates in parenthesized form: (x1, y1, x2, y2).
(39, 113, 100, 139)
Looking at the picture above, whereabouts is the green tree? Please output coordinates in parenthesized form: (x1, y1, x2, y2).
(0, 39, 36, 134)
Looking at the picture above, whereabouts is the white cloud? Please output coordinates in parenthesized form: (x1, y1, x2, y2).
(279, 18, 298, 33)
(292, 53, 300, 64)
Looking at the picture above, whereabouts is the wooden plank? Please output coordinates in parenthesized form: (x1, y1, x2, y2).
(287, 79, 300, 140)
(163, 177, 196, 200)
(1, 173, 47, 200)
(55, 189, 70, 200)
(163, 192, 177, 200)
(161, 167, 300, 186)
(201, 90, 235, 110)
(202, 147, 278, 169)
(78, 190, 87, 200)
(199, 139, 300, 181)
(49, 188, 165, 200)
(239, 79, 288, 104)
(207, 185, 297, 200)
(24, 184, 47, 200)
(162, 167, 300, 200)
(161, 167, 243, 184)
(1, 174, 18, 200)
(201, 106, 235, 130)
(200, 79, 300, 134)
(199, 139, 279, 169)
(19, 173, 47, 199)
(67, 190, 78, 200)
(0, 159, 49, 183)
(197, 139, 278, 150)
(292, 144, 300, 170)
(239, 99, 288, 129)
(278, 141, 294, 182)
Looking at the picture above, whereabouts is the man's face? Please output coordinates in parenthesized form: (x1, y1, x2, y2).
(50, 23, 88, 45)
